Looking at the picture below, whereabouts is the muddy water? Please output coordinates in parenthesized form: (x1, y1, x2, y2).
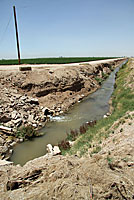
(10, 62, 125, 165)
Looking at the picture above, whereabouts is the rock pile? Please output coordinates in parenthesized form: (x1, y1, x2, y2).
(0, 128, 17, 160)
(0, 87, 55, 159)
(0, 88, 55, 130)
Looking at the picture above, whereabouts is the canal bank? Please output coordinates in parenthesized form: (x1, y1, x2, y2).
(10, 60, 127, 165)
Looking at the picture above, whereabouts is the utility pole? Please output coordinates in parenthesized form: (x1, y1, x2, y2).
(13, 5, 21, 65)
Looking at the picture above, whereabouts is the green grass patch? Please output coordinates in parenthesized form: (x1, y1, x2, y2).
(64, 60, 134, 156)
(0, 57, 117, 65)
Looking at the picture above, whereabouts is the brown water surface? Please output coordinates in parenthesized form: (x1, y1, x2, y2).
(10, 61, 126, 165)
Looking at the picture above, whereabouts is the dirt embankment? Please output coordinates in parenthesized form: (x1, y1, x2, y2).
(0, 58, 124, 118)
(12, 59, 125, 111)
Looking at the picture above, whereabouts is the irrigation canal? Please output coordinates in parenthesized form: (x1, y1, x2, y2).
(10, 61, 126, 165)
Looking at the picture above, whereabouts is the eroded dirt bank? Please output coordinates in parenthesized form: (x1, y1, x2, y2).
(0, 58, 125, 126)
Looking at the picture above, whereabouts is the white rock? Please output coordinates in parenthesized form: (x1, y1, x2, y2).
(18, 103, 24, 107)
(11, 111, 20, 120)
(10, 142, 16, 147)
(0, 160, 13, 166)
(32, 124, 37, 128)
(9, 97, 14, 102)
(0, 125, 13, 133)
(103, 115, 108, 118)
(13, 118, 22, 126)
(53, 146, 61, 155)
(9, 149, 13, 154)
(46, 144, 53, 154)
(19, 138, 23, 142)
(28, 115, 34, 122)
(20, 96, 27, 101)
(68, 141, 75, 146)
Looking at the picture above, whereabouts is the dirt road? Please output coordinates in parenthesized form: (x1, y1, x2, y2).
(0, 58, 124, 71)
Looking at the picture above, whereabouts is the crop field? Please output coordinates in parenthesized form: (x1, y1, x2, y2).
(0, 57, 117, 65)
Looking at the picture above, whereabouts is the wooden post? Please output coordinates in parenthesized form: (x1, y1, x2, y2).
(13, 6, 21, 65)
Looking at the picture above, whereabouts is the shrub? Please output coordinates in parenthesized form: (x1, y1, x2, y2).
(16, 125, 37, 139)
(58, 140, 70, 150)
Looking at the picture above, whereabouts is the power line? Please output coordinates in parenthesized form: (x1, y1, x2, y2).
(0, 14, 12, 46)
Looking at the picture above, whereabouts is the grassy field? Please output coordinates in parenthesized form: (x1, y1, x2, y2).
(62, 59, 134, 156)
(0, 57, 117, 65)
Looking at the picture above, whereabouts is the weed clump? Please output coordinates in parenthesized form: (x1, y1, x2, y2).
(67, 120, 96, 142)
(16, 125, 38, 140)
(58, 140, 70, 150)
(58, 120, 97, 151)
(70, 129, 79, 140)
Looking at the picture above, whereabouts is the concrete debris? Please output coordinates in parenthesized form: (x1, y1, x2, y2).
(46, 144, 61, 156)
(47, 144, 53, 154)
(53, 146, 61, 155)
(0, 94, 54, 130)
(0, 159, 13, 166)
(0, 125, 13, 133)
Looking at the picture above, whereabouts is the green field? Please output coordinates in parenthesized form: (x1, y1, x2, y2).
(0, 57, 117, 65)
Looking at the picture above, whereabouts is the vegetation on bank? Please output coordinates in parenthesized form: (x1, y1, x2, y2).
(16, 125, 39, 140)
(61, 59, 134, 156)
(0, 57, 117, 65)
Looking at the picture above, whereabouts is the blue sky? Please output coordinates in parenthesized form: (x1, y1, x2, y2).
(0, 0, 134, 59)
